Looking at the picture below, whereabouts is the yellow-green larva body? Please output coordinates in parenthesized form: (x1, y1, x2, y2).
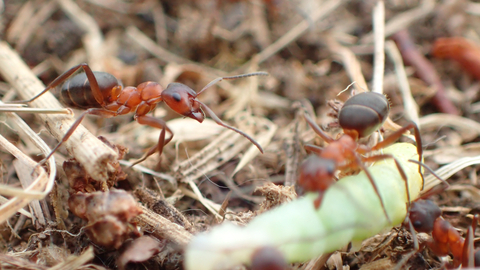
(185, 143, 422, 270)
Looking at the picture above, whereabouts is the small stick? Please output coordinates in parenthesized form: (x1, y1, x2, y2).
(391, 30, 460, 115)
(372, 1, 385, 94)
(0, 107, 73, 114)
(385, 40, 420, 125)
(0, 42, 118, 182)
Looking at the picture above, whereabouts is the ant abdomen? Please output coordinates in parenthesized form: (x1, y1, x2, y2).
(60, 72, 122, 109)
(338, 92, 389, 138)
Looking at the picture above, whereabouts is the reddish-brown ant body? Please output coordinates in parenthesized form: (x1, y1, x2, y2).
(405, 199, 480, 268)
(299, 92, 423, 222)
(12, 63, 267, 165)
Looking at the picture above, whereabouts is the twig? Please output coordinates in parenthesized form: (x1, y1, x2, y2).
(391, 30, 460, 115)
(133, 205, 192, 247)
(0, 42, 118, 182)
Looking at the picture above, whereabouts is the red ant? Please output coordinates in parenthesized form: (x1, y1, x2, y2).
(404, 198, 480, 268)
(298, 92, 423, 222)
(10, 63, 267, 166)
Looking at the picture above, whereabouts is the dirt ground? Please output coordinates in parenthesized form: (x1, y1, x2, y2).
(1, 0, 480, 269)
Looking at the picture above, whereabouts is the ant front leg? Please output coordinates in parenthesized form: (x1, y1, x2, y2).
(351, 154, 391, 224)
(362, 154, 411, 208)
(131, 115, 173, 167)
(303, 113, 335, 144)
(368, 122, 424, 185)
(303, 144, 323, 155)
(9, 63, 104, 106)
(39, 108, 117, 164)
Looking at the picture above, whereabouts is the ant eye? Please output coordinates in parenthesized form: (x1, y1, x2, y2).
(326, 161, 336, 175)
(413, 220, 422, 229)
(172, 93, 182, 102)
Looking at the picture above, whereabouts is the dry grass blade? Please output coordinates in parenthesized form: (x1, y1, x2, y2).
(6, 1, 57, 53)
(48, 246, 94, 270)
(0, 42, 118, 182)
(133, 205, 192, 247)
(0, 107, 72, 114)
(173, 129, 252, 218)
(385, 41, 420, 125)
(173, 116, 264, 182)
(372, 0, 385, 95)
(420, 111, 480, 191)
(360, 0, 435, 44)
(236, 0, 344, 72)
(232, 117, 277, 177)
(324, 34, 369, 93)
(420, 114, 480, 140)
(13, 159, 48, 226)
(424, 156, 480, 192)
(0, 96, 57, 224)
(0, 134, 49, 224)
(126, 26, 226, 78)
(57, 0, 104, 69)
(0, 252, 49, 270)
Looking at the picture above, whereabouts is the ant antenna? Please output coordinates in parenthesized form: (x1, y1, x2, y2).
(337, 81, 357, 96)
(196, 72, 268, 96)
(408, 159, 450, 189)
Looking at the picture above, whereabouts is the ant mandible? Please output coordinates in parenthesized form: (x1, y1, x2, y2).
(11, 63, 267, 166)
(298, 92, 423, 223)
(405, 199, 480, 268)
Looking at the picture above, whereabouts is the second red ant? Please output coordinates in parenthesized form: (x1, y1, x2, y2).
(403, 198, 480, 268)
(299, 92, 423, 223)
(11, 63, 267, 166)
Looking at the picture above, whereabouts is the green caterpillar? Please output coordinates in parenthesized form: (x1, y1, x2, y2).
(185, 143, 422, 270)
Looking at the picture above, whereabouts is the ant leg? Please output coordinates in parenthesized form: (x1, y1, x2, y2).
(304, 144, 323, 155)
(8, 63, 105, 106)
(353, 155, 391, 224)
(195, 100, 264, 153)
(132, 115, 173, 166)
(462, 214, 479, 267)
(303, 113, 335, 144)
(362, 154, 411, 209)
(394, 219, 422, 270)
(39, 108, 117, 164)
(369, 122, 424, 185)
(408, 159, 450, 189)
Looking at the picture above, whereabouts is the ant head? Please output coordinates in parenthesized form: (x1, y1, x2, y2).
(162, 83, 204, 123)
(298, 155, 337, 192)
(408, 200, 442, 233)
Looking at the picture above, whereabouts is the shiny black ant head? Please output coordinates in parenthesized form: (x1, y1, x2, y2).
(408, 199, 442, 233)
(298, 154, 337, 192)
(338, 92, 390, 139)
(162, 83, 204, 123)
